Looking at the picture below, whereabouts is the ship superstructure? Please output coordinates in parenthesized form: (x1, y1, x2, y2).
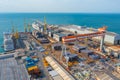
(32, 21, 44, 31)
(3, 32, 14, 51)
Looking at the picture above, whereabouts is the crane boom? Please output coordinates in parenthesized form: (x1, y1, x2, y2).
(61, 27, 107, 67)
(62, 27, 106, 43)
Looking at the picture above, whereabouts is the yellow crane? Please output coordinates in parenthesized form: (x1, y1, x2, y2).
(11, 22, 19, 39)
(14, 29, 19, 39)
(24, 19, 27, 32)
(24, 26, 27, 32)
(44, 16, 47, 33)
(43, 58, 49, 67)
(27, 24, 31, 32)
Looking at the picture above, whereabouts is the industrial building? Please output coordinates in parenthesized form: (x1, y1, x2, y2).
(63, 52, 78, 61)
(48, 70, 63, 80)
(45, 56, 75, 80)
(48, 31, 55, 38)
(52, 43, 62, 51)
(3, 32, 14, 51)
(106, 46, 120, 58)
(60, 25, 120, 45)
(105, 32, 120, 45)
(51, 31, 73, 41)
(53, 33, 66, 41)
(115, 63, 120, 74)
(48, 29, 64, 38)
(0, 53, 29, 80)
(31, 20, 120, 80)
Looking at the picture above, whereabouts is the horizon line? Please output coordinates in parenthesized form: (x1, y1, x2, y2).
(0, 12, 120, 14)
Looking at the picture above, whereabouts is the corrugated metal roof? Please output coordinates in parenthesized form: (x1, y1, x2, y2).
(55, 33, 66, 37)
(49, 70, 58, 77)
(45, 56, 75, 80)
(0, 56, 29, 80)
(108, 46, 120, 52)
(81, 49, 93, 54)
(61, 25, 119, 37)
(53, 75, 63, 80)
(106, 31, 118, 36)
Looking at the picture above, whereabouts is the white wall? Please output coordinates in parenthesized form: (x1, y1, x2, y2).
(104, 35, 115, 44)
(53, 34, 60, 41)
(60, 26, 120, 44)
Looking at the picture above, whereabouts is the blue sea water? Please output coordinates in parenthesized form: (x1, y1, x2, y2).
(0, 13, 120, 53)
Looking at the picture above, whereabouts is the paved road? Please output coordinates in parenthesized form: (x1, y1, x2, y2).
(37, 51, 50, 80)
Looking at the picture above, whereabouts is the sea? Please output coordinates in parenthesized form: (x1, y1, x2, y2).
(0, 13, 120, 53)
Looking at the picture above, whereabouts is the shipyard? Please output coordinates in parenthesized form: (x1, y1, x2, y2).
(1, 17, 120, 80)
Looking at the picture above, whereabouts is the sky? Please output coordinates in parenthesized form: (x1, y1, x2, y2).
(0, 0, 120, 13)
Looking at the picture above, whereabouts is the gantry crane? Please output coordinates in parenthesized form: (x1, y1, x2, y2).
(62, 26, 107, 51)
(60, 26, 107, 67)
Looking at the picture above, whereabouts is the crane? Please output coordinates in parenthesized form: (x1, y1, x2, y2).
(14, 29, 19, 39)
(27, 23, 31, 32)
(24, 19, 27, 32)
(60, 26, 107, 67)
(44, 16, 47, 32)
(62, 26, 107, 51)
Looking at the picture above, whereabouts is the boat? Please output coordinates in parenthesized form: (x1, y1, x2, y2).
(32, 21, 44, 31)
(3, 32, 14, 51)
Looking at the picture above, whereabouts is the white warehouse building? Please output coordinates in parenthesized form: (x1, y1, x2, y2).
(60, 25, 120, 45)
